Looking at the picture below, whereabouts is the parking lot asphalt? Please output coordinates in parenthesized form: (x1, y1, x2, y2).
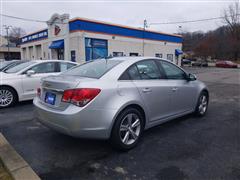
(0, 67, 239, 180)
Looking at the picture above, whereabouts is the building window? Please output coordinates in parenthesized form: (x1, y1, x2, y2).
(85, 38, 108, 61)
(22, 48, 26, 59)
(113, 52, 124, 57)
(130, 53, 138, 56)
(167, 54, 173, 61)
(57, 49, 64, 60)
(155, 53, 163, 58)
(71, 50, 76, 62)
(36, 45, 42, 59)
(43, 52, 46, 58)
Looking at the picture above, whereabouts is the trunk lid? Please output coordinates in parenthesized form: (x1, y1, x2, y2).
(42, 75, 87, 91)
(40, 75, 96, 110)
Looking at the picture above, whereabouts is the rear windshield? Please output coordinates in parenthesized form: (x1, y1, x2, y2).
(63, 59, 122, 78)
(5, 61, 36, 73)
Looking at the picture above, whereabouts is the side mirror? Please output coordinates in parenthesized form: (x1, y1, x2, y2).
(26, 70, 35, 76)
(186, 73, 197, 81)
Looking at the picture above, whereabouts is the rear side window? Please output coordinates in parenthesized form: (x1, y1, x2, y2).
(59, 62, 76, 72)
(119, 65, 141, 80)
(159, 61, 186, 80)
(119, 70, 130, 80)
(63, 59, 122, 79)
(128, 65, 141, 80)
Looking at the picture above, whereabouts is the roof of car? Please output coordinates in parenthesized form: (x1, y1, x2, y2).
(106, 56, 167, 62)
(26, 60, 78, 64)
(1, 60, 20, 62)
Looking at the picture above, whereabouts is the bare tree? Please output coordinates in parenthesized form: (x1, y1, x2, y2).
(9, 27, 26, 45)
(223, 2, 240, 60)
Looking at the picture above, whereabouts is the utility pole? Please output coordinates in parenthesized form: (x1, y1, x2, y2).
(3, 25, 12, 60)
(178, 25, 182, 35)
(142, 19, 148, 56)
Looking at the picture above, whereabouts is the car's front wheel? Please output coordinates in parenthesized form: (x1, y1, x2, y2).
(0, 87, 17, 108)
(195, 91, 209, 116)
(110, 108, 144, 151)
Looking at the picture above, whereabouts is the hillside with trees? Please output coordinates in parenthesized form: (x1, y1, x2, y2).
(182, 2, 240, 61)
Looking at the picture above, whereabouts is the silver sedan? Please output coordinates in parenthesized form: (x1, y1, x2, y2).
(34, 57, 209, 150)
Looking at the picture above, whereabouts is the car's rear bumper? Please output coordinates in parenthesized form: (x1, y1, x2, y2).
(33, 98, 118, 139)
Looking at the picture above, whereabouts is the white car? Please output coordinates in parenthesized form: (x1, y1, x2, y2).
(0, 60, 78, 108)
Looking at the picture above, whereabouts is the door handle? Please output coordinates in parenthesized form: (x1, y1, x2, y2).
(142, 88, 152, 93)
(172, 87, 178, 92)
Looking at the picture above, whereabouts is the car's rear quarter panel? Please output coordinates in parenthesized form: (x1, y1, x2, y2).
(78, 79, 147, 136)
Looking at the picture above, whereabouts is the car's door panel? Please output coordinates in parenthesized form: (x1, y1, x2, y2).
(133, 80, 172, 122)
(158, 60, 197, 115)
(169, 80, 196, 114)
(126, 60, 173, 122)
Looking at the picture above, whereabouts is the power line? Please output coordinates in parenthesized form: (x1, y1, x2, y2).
(0, 14, 46, 23)
(149, 14, 240, 25)
(1, 13, 239, 26)
(0, 13, 69, 24)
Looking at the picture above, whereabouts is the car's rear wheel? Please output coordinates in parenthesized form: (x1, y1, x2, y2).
(0, 87, 17, 108)
(110, 108, 144, 151)
(195, 91, 208, 116)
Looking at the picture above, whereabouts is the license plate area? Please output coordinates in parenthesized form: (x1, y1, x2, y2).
(45, 92, 56, 105)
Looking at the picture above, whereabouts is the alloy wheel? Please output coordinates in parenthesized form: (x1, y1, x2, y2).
(0, 89, 13, 107)
(198, 95, 208, 115)
(119, 113, 141, 145)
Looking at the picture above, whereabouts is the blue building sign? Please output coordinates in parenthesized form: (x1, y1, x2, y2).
(69, 19, 183, 43)
(21, 29, 48, 44)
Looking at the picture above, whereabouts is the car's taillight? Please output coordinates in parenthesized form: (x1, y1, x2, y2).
(37, 88, 41, 97)
(62, 88, 101, 107)
(62, 89, 74, 103)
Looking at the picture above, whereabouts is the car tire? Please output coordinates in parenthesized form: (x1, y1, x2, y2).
(195, 91, 209, 117)
(110, 107, 144, 151)
(0, 87, 18, 108)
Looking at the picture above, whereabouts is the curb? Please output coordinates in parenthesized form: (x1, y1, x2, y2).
(0, 133, 40, 180)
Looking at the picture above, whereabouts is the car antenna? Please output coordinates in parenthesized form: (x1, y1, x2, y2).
(105, 55, 113, 64)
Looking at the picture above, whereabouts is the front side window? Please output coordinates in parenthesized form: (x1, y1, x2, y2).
(160, 61, 186, 80)
(29, 62, 56, 74)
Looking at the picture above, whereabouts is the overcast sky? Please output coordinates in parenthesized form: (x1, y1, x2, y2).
(1, 0, 238, 36)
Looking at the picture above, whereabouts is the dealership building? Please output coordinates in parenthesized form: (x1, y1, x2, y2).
(20, 14, 183, 65)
